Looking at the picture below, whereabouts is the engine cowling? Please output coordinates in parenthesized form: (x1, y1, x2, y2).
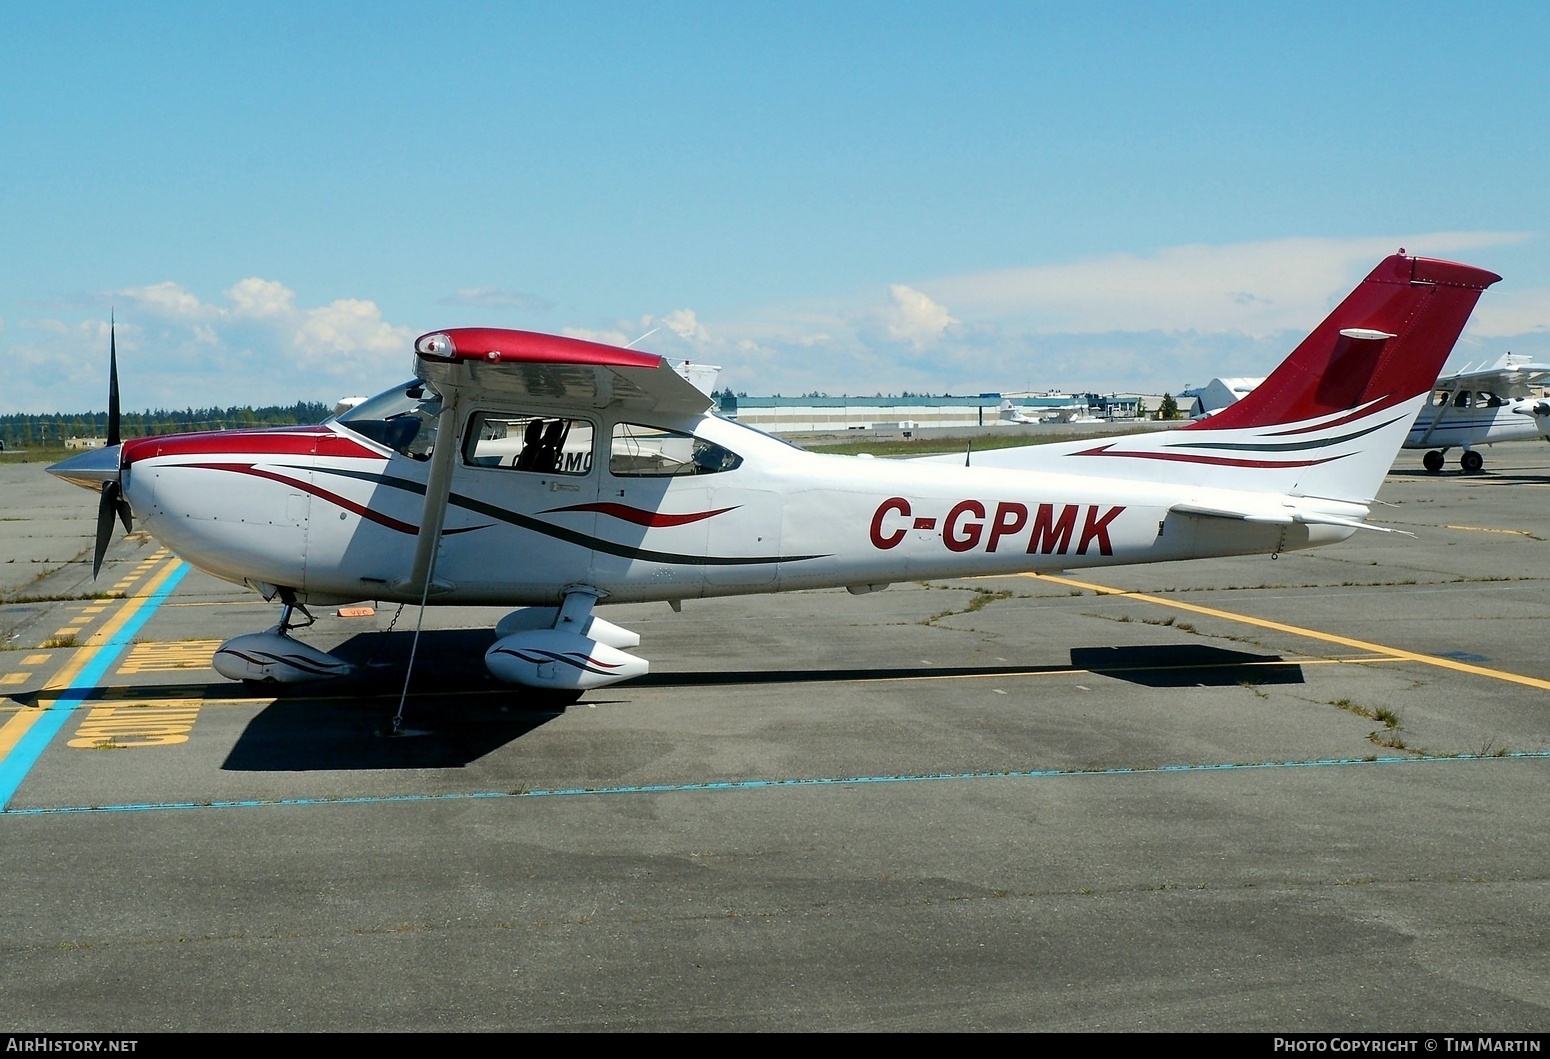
(485, 629, 649, 690)
(213, 630, 355, 684)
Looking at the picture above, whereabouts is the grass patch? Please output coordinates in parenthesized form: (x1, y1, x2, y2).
(1331, 697, 1415, 752)
(2, 591, 125, 605)
(922, 587, 1013, 625)
(0, 446, 74, 464)
(41, 633, 78, 649)
(803, 425, 1162, 458)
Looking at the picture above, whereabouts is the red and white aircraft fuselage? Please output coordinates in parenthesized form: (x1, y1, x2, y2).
(51, 253, 1502, 696)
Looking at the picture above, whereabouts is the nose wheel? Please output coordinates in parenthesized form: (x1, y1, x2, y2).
(1422, 450, 1444, 473)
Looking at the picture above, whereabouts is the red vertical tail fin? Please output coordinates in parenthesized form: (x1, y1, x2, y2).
(1193, 253, 1501, 433)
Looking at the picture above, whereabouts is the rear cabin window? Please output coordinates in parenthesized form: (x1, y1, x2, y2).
(609, 423, 743, 477)
(462, 413, 594, 475)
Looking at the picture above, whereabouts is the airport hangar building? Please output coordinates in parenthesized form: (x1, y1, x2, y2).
(715, 392, 1158, 433)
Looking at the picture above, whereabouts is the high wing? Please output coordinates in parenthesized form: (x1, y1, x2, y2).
(1431, 352, 1550, 399)
(413, 328, 714, 415)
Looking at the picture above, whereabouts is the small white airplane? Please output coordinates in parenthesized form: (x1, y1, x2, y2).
(999, 396, 1100, 424)
(50, 252, 1499, 706)
(1402, 352, 1550, 473)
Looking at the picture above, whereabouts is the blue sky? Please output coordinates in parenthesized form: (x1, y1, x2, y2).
(4, 2, 1548, 412)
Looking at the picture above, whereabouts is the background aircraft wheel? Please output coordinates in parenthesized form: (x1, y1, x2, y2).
(1422, 450, 1444, 473)
(1461, 450, 1484, 474)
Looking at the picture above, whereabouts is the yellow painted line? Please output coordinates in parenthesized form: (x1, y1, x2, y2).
(0, 709, 42, 760)
(1446, 524, 1539, 538)
(36, 557, 187, 705)
(1031, 573, 1550, 692)
(118, 640, 219, 674)
(0, 674, 28, 687)
(21, 655, 48, 665)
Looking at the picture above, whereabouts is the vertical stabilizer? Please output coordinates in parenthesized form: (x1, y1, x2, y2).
(1194, 254, 1500, 435)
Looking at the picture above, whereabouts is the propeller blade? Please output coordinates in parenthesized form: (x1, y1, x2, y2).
(113, 487, 133, 534)
(93, 480, 121, 579)
(106, 315, 121, 448)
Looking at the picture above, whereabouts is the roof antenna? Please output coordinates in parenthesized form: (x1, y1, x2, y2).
(625, 327, 659, 349)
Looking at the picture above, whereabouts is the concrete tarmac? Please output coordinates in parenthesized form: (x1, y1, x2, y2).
(1, 445, 1548, 1031)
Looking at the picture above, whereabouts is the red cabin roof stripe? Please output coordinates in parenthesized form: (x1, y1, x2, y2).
(122, 428, 383, 465)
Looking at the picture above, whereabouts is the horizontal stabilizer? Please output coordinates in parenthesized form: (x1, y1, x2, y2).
(1169, 502, 1412, 536)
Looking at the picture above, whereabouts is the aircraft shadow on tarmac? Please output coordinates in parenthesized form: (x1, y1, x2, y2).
(626, 643, 1301, 691)
(223, 628, 566, 772)
(214, 634, 1299, 770)
(1388, 467, 1550, 486)
(1066, 644, 1304, 688)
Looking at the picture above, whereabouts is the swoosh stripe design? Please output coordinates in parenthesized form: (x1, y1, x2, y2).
(183, 463, 489, 537)
(304, 465, 828, 567)
(1161, 415, 1401, 453)
(539, 501, 739, 527)
(489, 647, 624, 676)
(1264, 394, 1404, 436)
(1073, 445, 1343, 470)
(214, 648, 352, 677)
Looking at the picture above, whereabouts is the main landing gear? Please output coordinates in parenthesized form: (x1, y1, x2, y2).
(211, 593, 356, 686)
(1421, 449, 1484, 474)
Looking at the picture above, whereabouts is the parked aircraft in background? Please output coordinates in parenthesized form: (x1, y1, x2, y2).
(1403, 352, 1550, 473)
(999, 397, 1100, 424)
(49, 252, 1499, 708)
(1180, 377, 1266, 420)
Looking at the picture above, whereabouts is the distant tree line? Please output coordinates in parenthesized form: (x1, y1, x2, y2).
(0, 401, 332, 449)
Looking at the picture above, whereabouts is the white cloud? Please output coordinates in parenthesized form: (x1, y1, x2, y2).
(879, 285, 958, 348)
(2, 279, 416, 413)
(658, 308, 709, 343)
(225, 277, 296, 319)
(920, 232, 1528, 336)
(119, 280, 213, 320)
(7, 234, 1542, 413)
(440, 287, 556, 312)
(561, 325, 634, 347)
(674, 232, 1540, 398)
(1466, 288, 1550, 337)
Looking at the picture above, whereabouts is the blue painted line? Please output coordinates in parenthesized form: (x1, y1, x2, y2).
(0, 563, 189, 809)
(4, 748, 1546, 817)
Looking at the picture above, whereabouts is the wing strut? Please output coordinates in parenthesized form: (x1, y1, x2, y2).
(389, 390, 466, 736)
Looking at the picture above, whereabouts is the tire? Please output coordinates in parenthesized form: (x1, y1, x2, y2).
(1461, 450, 1484, 474)
(1422, 450, 1444, 473)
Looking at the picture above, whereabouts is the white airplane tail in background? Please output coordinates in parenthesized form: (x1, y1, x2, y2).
(962, 253, 1501, 505)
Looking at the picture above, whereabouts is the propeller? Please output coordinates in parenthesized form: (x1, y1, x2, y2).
(90, 317, 132, 578)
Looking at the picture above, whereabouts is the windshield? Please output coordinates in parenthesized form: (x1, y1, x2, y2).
(333, 381, 442, 460)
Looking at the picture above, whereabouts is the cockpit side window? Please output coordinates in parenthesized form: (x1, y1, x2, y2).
(461, 412, 594, 475)
(1454, 390, 1472, 408)
(334, 381, 441, 460)
(609, 423, 743, 477)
